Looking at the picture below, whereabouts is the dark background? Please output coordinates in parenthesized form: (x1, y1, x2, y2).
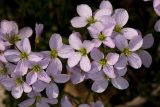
(0, 0, 160, 107)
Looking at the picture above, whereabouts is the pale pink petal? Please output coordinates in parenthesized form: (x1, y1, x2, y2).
(94, 9, 112, 20)
(16, 38, 31, 53)
(11, 86, 23, 99)
(142, 33, 154, 49)
(139, 50, 152, 68)
(67, 52, 81, 67)
(54, 74, 70, 83)
(111, 77, 129, 90)
(61, 96, 72, 107)
(114, 35, 128, 51)
(128, 53, 142, 69)
(113, 9, 129, 27)
(99, 0, 113, 10)
(121, 28, 139, 40)
(26, 72, 38, 85)
(19, 27, 33, 39)
(92, 39, 102, 47)
(32, 80, 47, 92)
(38, 71, 51, 83)
(46, 82, 59, 99)
(115, 54, 127, 69)
(103, 37, 115, 48)
(100, 15, 116, 27)
(36, 102, 49, 107)
(83, 40, 95, 53)
(106, 53, 119, 65)
(69, 32, 83, 50)
(77, 4, 92, 18)
(28, 53, 43, 62)
(115, 68, 127, 77)
(154, 19, 160, 32)
(91, 79, 108, 93)
(90, 48, 104, 61)
(80, 56, 91, 72)
(58, 45, 74, 58)
(129, 36, 143, 51)
(4, 50, 20, 62)
(71, 17, 87, 28)
(103, 65, 116, 78)
(153, 0, 160, 16)
(23, 82, 32, 93)
(18, 98, 35, 107)
(49, 33, 63, 49)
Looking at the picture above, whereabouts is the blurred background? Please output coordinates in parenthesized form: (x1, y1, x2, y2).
(0, 0, 160, 107)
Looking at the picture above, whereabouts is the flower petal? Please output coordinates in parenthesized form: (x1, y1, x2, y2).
(129, 36, 143, 51)
(107, 53, 119, 65)
(18, 98, 35, 107)
(115, 54, 127, 69)
(115, 68, 127, 77)
(111, 77, 129, 90)
(16, 38, 31, 53)
(121, 28, 139, 40)
(90, 48, 104, 61)
(83, 40, 95, 53)
(26, 72, 38, 85)
(38, 71, 51, 83)
(103, 65, 116, 78)
(19, 27, 33, 39)
(58, 45, 74, 58)
(114, 35, 128, 51)
(128, 53, 142, 69)
(79, 104, 90, 107)
(46, 82, 59, 99)
(153, 0, 160, 16)
(91, 79, 108, 93)
(113, 9, 129, 27)
(68, 52, 81, 67)
(142, 33, 154, 49)
(94, 9, 112, 20)
(11, 86, 23, 99)
(4, 50, 20, 62)
(103, 37, 115, 48)
(32, 80, 47, 92)
(23, 82, 32, 93)
(36, 102, 49, 107)
(77, 4, 92, 18)
(54, 74, 70, 83)
(80, 56, 91, 72)
(71, 17, 87, 28)
(139, 50, 152, 68)
(69, 32, 83, 50)
(99, 0, 113, 10)
(154, 19, 160, 32)
(61, 96, 72, 107)
(49, 33, 63, 50)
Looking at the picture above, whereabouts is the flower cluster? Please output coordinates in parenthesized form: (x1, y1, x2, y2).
(0, 1, 154, 107)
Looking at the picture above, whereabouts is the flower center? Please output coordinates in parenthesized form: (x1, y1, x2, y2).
(114, 25, 122, 33)
(50, 49, 58, 59)
(35, 96, 42, 102)
(20, 52, 28, 59)
(15, 77, 24, 86)
(9, 35, 20, 44)
(99, 59, 107, 66)
(123, 48, 131, 56)
(32, 65, 41, 73)
(98, 32, 106, 41)
(87, 17, 96, 25)
(79, 48, 87, 56)
(0, 67, 8, 75)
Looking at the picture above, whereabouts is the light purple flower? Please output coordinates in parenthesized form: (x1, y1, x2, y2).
(71, 3, 112, 28)
(88, 70, 129, 93)
(90, 48, 119, 78)
(18, 91, 58, 107)
(43, 33, 73, 73)
(0, 40, 9, 63)
(1, 72, 32, 99)
(0, 20, 33, 44)
(138, 33, 154, 68)
(68, 32, 95, 72)
(153, 0, 160, 16)
(112, 9, 138, 40)
(114, 35, 143, 69)
(88, 16, 116, 48)
(4, 38, 43, 76)
(26, 59, 51, 85)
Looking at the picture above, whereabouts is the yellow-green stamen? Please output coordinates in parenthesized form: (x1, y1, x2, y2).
(20, 52, 28, 59)
(15, 77, 24, 86)
(123, 48, 131, 56)
(50, 49, 58, 59)
(98, 32, 106, 41)
(79, 48, 87, 56)
(114, 25, 122, 33)
(87, 17, 97, 25)
(32, 65, 41, 73)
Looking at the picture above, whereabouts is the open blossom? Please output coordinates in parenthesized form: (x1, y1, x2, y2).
(26, 59, 51, 85)
(4, 38, 43, 76)
(71, 1, 113, 28)
(0, 20, 33, 45)
(18, 91, 58, 107)
(88, 70, 129, 93)
(138, 33, 154, 68)
(88, 16, 116, 48)
(68, 32, 95, 72)
(1, 72, 32, 99)
(114, 35, 143, 69)
(90, 48, 119, 78)
(43, 33, 73, 73)
(112, 9, 139, 40)
(153, 0, 160, 16)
